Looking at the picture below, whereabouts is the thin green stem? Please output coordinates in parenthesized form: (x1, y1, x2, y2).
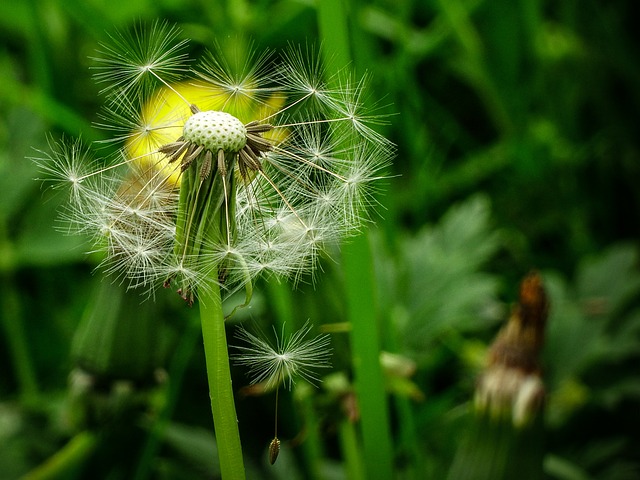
(274, 382, 280, 439)
(0, 273, 39, 401)
(297, 384, 325, 480)
(134, 314, 203, 480)
(267, 281, 295, 335)
(22, 431, 98, 480)
(199, 271, 245, 480)
(339, 418, 365, 480)
(434, 0, 513, 134)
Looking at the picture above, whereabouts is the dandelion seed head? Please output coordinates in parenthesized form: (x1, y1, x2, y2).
(183, 111, 247, 152)
(35, 23, 394, 300)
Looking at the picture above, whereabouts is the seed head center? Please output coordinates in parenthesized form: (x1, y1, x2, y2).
(183, 111, 247, 153)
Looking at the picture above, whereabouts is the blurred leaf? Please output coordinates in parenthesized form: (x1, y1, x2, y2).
(72, 281, 161, 381)
(0, 107, 44, 223)
(395, 194, 504, 354)
(575, 245, 640, 320)
(544, 272, 599, 388)
(546, 244, 640, 388)
(544, 454, 593, 480)
(0, 404, 30, 479)
(159, 422, 219, 478)
(0, 105, 89, 271)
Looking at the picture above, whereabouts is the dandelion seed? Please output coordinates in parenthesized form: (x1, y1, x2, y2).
(92, 20, 190, 102)
(232, 321, 332, 390)
(33, 22, 393, 301)
(268, 437, 281, 465)
(233, 321, 331, 465)
(34, 137, 98, 213)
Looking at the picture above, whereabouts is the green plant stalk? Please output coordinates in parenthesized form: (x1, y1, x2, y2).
(199, 272, 245, 480)
(296, 385, 326, 480)
(316, 0, 352, 72)
(317, 1, 394, 478)
(134, 314, 203, 480)
(267, 281, 295, 334)
(342, 236, 394, 480)
(22, 431, 98, 480)
(434, 0, 512, 134)
(0, 272, 39, 400)
(26, 0, 53, 95)
(339, 418, 365, 480)
(172, 128, 243, 477)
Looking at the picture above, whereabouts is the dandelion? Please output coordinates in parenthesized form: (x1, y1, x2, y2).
(34, 21, 391, 303)
(34, 20, 391, 479)
(233, 322, 332, 463)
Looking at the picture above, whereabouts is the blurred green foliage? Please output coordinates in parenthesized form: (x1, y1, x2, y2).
(1, 0, 639, 479)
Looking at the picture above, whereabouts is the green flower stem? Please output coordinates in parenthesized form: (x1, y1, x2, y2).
(266, 281, 296, 337)
(434, 0, 512, 134)
(199, 271, 245, 480)
(0, 272, 39, 401)
(22, 431, 98, 480)
(341, 235, 394, 480)
(317, 1, 394, 478)
(296, 384, 325, 480)
(317, 0, 352, 72)
(134, 314, 203, 480)
(339, 418, 365, 480)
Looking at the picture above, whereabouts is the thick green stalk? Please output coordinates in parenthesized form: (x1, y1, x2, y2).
(317, 1, 395, 478)
(341, 236, 394, 480)
(174, 132, 244, 477)
(317, 0, 352, 72)
(199, 272, 245, 480)
(434, 0, 513, 134)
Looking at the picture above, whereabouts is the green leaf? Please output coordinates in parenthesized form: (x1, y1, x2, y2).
(397, 194, 503, 352)
(160, 422, 219, 477)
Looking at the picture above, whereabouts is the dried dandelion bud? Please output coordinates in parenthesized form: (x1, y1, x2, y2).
(476, 271, 548, 426)
(448, 272, 548, 480)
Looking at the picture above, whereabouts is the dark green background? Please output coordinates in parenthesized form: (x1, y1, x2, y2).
(1, 0, 638, 478)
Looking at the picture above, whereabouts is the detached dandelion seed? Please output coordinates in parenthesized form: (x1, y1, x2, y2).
(268, 437, 281, 465)
(233, 321, 332, 390)
(233, 322, 332, 464)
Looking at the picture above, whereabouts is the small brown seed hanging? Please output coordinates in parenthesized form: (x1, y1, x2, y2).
(268, 437, 281, 465)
